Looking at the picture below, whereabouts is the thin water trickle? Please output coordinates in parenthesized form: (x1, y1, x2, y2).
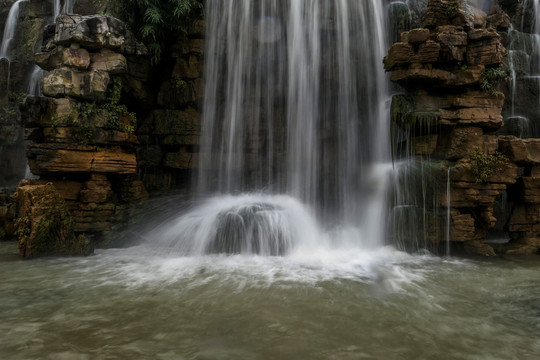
(0, 0, 28, 60)
(446, 167, 451, 257)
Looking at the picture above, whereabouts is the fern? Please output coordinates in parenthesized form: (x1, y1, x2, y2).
(109, 0, 203, 64)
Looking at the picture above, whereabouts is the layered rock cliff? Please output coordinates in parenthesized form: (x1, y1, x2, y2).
(387, 0, 540, 256)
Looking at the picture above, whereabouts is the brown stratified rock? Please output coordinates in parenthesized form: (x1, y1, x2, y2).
(435, 25, 468, 62)
(441, 181, 506, 207)
(498, 136, 540, 165)
(466, 29, 506, 66)
(42, 127, 138, 146)
(14, 182, 92, 258)
(390, 63, 485, 87)
(41, 67, 110, 100)
(520, 177, 540, 204)
(90, 49, 127, 74)
(51, 180, 83, 201)
(423, 0, 479, 30)
(35, 47, 91, 71)
(446, 90, 504, 108)
(450, 210, 475, 242)
(80, 176, 112, 203)
(71, 202, 116, 232)
(441, 127, 497, 159)
(450, 158, 518, 184)
(27, 144, 137, 174)
(508, 204, 540, 232)
(408, 28, 431, 44)
(383, 41, 440, 70)
(439, 107, 503, 130)
(501, 236, 540, 255)
(487, 6, 510, 31)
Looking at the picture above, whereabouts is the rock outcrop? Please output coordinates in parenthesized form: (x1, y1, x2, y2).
(15, 13, 150, 252)
(15, 181, 92, 258)
(386, 0, 540, 256)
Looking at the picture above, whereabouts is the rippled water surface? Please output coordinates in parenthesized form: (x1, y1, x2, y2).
(1, 242, 540, 360)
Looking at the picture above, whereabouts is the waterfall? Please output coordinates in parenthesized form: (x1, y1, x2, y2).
(159, 0, 391, 254)
(54, 0, 75, 19)
(446, 168, 451, 257)
(0, 0, 28, 60)
(524, 0, 540, 75)
(199, 0, 389, 218)
(26, 65, 45, 96)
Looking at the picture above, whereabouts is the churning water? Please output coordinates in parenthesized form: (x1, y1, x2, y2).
(1, 242, 540, 359)
(181, 0, 392, 254)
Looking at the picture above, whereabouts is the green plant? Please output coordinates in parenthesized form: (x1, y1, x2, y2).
(109, 0, 203, 64)
(172, 74, 188, 90)
(480, 67, 507, 96)
(52, 77, 136, 144)
(103, 77, 137, 134)
(469, 149, 508, 184)
(444, 0, 464, 18)
(14, 216, 31, 245)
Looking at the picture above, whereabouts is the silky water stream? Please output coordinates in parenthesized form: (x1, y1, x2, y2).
(1, 1, 540, 359)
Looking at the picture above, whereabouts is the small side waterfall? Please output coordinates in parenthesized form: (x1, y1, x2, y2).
(507, 0, 540, 136)
(446, 168, 451, 257)
(0, 0, 28, 60)
(160, 0, 392, 255)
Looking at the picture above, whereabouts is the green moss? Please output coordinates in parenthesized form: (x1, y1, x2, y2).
(480, 67, 507, 96)
(444, 0, 464, 19)
(469, 149, 508, 184)
(52, 77, 137, 144)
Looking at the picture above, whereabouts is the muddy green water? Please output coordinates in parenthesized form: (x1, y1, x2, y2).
(1, 242, 540, 360)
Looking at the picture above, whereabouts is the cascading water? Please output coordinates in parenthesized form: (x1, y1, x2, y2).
(158, 0, 391, 255)
(0, 0, 28, 60)
(506, 0, 540, 136)
(26, 0, 75, 96)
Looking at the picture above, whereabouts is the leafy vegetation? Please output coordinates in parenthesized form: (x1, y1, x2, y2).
(108, 0, 203, 63)
(444, 0, 464, 18)
(52, 77, 136, 144)
(480, 67, 507, 96)
(469, 149, 508, 184)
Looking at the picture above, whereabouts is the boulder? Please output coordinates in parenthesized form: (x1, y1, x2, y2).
(499, 136, 540, 165)
(466, 29, 506, 66)
(90, 49, 127, 74)
(41, 67, 110, 100)
(53, 14, 147, 55)
(35, 47, 91, 71)
(15, 182, 92, 258)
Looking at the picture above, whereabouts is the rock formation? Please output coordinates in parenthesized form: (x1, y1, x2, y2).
(13, 13, 150, 254)
(386, 0, 540, 256)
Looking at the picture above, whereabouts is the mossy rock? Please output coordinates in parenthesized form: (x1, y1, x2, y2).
(15, 182, 93, 258)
